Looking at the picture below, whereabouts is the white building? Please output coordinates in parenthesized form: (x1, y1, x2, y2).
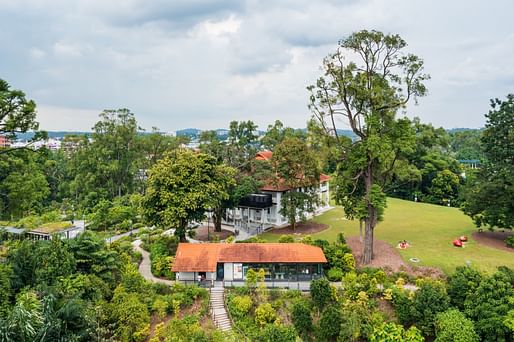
(223, 151, 331, 232)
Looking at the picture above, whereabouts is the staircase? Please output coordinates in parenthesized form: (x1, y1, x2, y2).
(210, 287, 232, 332)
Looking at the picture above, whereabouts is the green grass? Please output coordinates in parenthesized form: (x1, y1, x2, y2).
(259, 198, 514, 274)
(32, 221, 73, 234)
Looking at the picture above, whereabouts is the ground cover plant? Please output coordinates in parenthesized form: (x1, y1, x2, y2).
(259, 198, 514, 274)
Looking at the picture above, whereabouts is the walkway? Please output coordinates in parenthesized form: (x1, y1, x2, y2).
(105, 228, 142, 244)
(210, 286, 232, 332)
(131, 239, 173, 286)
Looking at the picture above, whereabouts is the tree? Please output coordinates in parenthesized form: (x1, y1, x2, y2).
(447, 266, 483, 310)
(316, 305, 342, 341)
(435, 309, 479, 342)
(308, 30, 429, 263)
(272, 137, 321, 230)
(261, 120, 306, 151)
(410, 280, 450, 336)
(0, 79, 46, 154)
(464, 270, 514, 341)
(143, 149, 236, 241)
(428, 169, 460, 205)
(291, 300, 313, 338)
(462, 95, 514, 230)
(310, 278, 332, 311)
(199, 121, 262, 232)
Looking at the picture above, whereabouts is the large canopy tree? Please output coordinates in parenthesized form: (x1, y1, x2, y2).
(0, 79, 45, 153)
(143, 149, 236, 241)
(307, 30, 429, 263)
(461, 94, 514, 230)
(272, 137, 321, 230)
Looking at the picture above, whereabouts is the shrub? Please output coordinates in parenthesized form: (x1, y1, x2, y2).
(392, 288, 413, 326)
(229, 295, 253, 317)
(464, 271, 514, 341)
(447, 266, 482, 310)
(369, 322, 424, 342)
(411, 280, 450, 336)
(435, 309, 479, 342)
(506, 236, 514, 248)
(256, 324, 297, 342)
(317, 305, 342, 341)
(310, 278, 332, 310)
(327, 267, 344, 281)
(255, 303, 277, 326)
(291, 300, 312, 337)
(278, 235, 295, 243)
(152, 298, 168, 319)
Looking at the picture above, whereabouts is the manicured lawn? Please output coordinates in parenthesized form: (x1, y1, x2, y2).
(259, 198, 514, 274)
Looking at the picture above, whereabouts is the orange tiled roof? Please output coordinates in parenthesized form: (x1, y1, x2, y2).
(172, 243, 327, 272)
(256, 150, 273, 161)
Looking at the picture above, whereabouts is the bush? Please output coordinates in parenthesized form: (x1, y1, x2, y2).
(229, 295, 253, 317)
(464, 271, 514, 341)
(256, 324, 297, 342)
(435, 309, 479, 342)
(447, 266, 482, 310)
(327, 267, 344, 281)
(317, 305, 342, 341)
(411, 280, 450, 336)
(392, 288, 413, 326)
(291, 300, 312, 337)
(369, 322, 424, 342)
(278, 235, 295, 243)
(310, 278, 332, 310)
(255, 303, 277, 326)
(506, 236, 514, 248)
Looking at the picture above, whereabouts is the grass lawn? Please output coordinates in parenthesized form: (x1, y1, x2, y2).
(259, 198, 514, 274)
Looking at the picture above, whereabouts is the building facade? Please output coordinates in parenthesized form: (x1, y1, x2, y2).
(172, 243, 327, 285)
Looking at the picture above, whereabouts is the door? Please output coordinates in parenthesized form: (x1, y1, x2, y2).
(216, 263, 224, 280)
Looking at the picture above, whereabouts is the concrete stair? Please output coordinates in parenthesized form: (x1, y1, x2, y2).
(210, 287, 232, 332)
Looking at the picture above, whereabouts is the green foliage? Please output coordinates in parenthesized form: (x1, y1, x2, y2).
(410, 279, 450, 336)
(370, 322, 424, 342)
(278, 235, 295, 243)
(464, 270, 514, 341)
(254, 303, 277, 326)
(506, 236, 514, 248)
(447, 266, 483, 310)
(143, 148, 236, 241)
(342, 272, 380, 300)
(291, 299, 312, 338)
(462, 94, 514, 230)
(110, 285, 150, 342)
(308, 30, 428, 263)
(326, 267, 344, 281)
(428, 169, 460, 205)
(310, 278, 332, 310)
(256, 324, 297, 342)
(316, 305, 342, 341)
(273, 137, 321, 229)
(228, 295, 253, 317)
(435, 309, 479, 342)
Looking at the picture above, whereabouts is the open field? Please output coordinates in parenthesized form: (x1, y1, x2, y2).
(259, 198, 514, 274)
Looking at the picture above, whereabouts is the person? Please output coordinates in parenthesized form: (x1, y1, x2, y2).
(197, 274, 202, 283)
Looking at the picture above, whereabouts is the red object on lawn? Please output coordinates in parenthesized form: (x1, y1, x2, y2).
(453, 239, 463, 247)
(460, 235, 468, 242)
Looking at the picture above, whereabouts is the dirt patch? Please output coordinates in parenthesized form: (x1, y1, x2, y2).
(346, 236, 445, 279)
(269, 221, 328, 235)
(194, 225, 234, 241)
(472, 230, 514, 253)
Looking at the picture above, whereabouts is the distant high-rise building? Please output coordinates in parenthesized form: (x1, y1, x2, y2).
(0, 135, 11, 148)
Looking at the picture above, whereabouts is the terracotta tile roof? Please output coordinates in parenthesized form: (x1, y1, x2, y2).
(320, 174, 331, 183)
(256, 150, 273, 161)
(172, 243, 327, 272)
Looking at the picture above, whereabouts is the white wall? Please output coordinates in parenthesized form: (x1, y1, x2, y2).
(224, 263, 234, 281)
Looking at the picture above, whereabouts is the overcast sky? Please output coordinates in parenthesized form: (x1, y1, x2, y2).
(1, 0, 513, 132)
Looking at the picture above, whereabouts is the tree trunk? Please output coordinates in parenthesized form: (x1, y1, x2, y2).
(359, 219, 363, 242)
(362, 164, 376, 264)
(213, 207, 223, 232)
(177, 219, 187, 242)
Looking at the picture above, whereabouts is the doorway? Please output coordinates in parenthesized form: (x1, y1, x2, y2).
(216, 263, 224, 280)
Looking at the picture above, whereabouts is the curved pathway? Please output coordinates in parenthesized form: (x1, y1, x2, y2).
(132, 239, 173, 286)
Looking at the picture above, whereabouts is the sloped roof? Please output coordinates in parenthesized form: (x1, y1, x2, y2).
(172, 243, 327, 272)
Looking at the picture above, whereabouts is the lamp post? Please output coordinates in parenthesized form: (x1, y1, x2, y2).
(207, 208, 213, 242)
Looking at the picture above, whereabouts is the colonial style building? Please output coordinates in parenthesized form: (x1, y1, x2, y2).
(172, 243, 327, 285)
(222, 151, 331, 231)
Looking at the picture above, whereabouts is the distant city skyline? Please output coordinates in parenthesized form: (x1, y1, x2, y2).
(1, 0, 513, 131)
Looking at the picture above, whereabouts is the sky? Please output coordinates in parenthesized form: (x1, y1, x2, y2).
(1, 0, 513, 132)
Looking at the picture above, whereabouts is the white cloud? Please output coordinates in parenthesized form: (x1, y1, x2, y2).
(1, 0, 513, 130)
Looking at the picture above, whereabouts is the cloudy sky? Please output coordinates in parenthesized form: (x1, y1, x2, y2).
(1, 0, 513, 132)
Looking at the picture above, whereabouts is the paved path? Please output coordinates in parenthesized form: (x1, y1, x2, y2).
(210, 287, 232, 332)
(132, 239, 173, 286)
(105, 228, 142, 244)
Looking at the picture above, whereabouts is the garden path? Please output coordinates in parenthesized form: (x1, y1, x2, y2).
(132, 239, 174, 286)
